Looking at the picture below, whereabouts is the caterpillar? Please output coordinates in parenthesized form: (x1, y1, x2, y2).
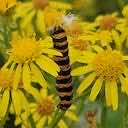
(50, 26, 73, 110)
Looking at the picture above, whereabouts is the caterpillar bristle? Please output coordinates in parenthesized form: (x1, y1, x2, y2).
(51, 26, 73, 110)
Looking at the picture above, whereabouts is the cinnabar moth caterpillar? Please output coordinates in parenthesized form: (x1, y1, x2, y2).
(50, 26, 73, 110)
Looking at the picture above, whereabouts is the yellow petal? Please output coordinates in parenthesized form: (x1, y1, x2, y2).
(40, 88, 48, 98)
(13, 64, 22, 89)
(91, 45, 104, 53)
(89, 77, 103, 101)
(15, 116, 21, 126)
(65, 111, 79, 121)
(23, 63, 31, 88)
(37, 117, 47, 128)
(33, 112, 41, 122)
(50, 1, 72, 10)
(42, 49, 62, 57)
(77, 72, 96, 94)
(77, 52, 96, 64)
(123, 56, 128, 60)
(18, 90, 29, 115)
(1, 59, 12, 71)
(24, 86, 40, 101)
(14, 2, 32, 18)
(105, 81, 111, 107)
(71, 65, 93, 76)
(123, 66, 128, 77)
(58, 120, 68, 128)
(9, 62, 16, 75)
(11, 90, 22, 115)
(21, 10, 35, 29)
(30, 63, 48, 88)
(0, 89, 10, 119)
(111, 30, 121, 48)
(36, 55, 60, 77)
(119, 75, 127, 93)
(110, 81, 118, 111)
(36, 10, 46, 33)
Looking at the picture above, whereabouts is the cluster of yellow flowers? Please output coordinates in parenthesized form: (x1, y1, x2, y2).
(0, 0, 128, 127)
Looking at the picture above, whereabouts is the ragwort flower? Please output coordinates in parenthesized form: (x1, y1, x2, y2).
(0, 68, 29, 120)
(13, 0, 71, 35)
(15, 89, 79, 128)
(72, 46, 128, 110)
(3, 34, 61, 97)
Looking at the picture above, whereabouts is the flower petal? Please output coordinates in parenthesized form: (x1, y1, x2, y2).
(65, 111, 79, 121)
(105, 80, 111, 107)
(36, 55, 60, 77)
(13, 64, 22, 89)
(91, 45, 104, 53)
(71, 65, 93, 76)
(37, 117, 47, 128)
(23, 63, 31, 88)
(58, 120, 68, 128)
(40, 88, 48, 98)
(30, 63, 48, 88)
(0, 89, 10, 119)
(11, 90, 22, 115)
(123, 56, 128, 60)
(36, 10, 46, 33)
(110, 81, 118, 111)
(42, 49, 62, 57)
(77, 72, 96, 94)
(89, 77, 103, 101)
(21, 10, 35, 29)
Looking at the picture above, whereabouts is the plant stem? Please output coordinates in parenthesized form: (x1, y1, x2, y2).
(49, 109, 66, 128)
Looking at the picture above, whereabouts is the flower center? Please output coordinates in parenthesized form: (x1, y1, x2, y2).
(33, 0, 49, 10)
(72, 39, 90, 50)
(9, 37, 42, 64)
(93, 49, 124, 80)
(0, 69, 13, 89)
(37, 97, 54, 116)
(99, 16, 117, 30)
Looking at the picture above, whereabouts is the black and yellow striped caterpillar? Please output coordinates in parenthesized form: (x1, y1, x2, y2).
(50, 26, 73, 110)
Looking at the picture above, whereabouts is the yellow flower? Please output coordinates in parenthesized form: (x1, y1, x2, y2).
(115, 6, 128, 48)
(0, 0, 17, 13)
(13, 0, 71, 35)
(72, 46, 128, 110)
(69, 36, 91, 64)
(4, 34, 61, 98)
(86, 13, 124, 48)
(122, 5, 128, 18)
(65, 19, 96, 64)
(16, 88, 79, 128)
(0, 68, 29, 120)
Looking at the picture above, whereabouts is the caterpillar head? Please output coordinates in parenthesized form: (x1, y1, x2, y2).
(44, 9, 77, 35)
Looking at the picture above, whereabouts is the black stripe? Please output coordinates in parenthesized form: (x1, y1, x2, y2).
(62, 50, 68, 57)
(59, 103, 71, 110)
(55, 56, 70, 66)
(54, 43, 68, 50)
(59, 95, 72, 101)
(56, 85, 73, 92)
(56, 76, 72, 84)
(53, 36, 67, 43)
(58, 67, 71, 76)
